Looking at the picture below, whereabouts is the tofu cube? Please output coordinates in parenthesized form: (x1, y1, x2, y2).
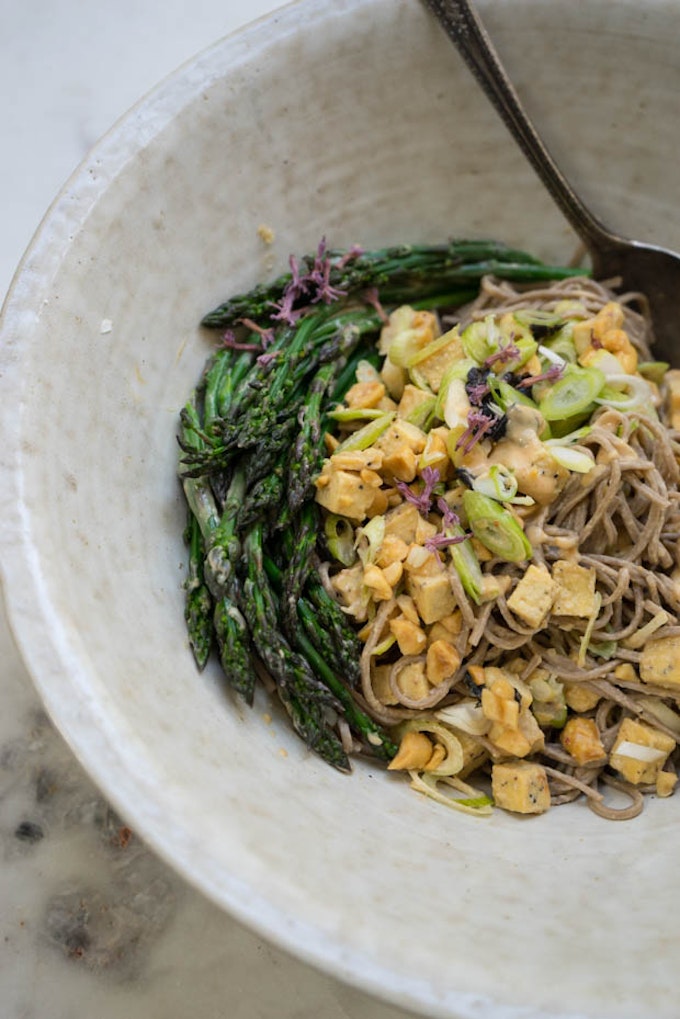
(559, 717, 605, 765)
(384, 502, 421, 544)
(406, 571, 456, 625)
(507, 564, 558, 628)
(410, 329, 465, 392)
(315, 468, 377, 521)
(491, 761, 551, 815)
(639, 634, 680, 690)
(609, 717, 676, 785)
(398, 383, 435, 420)
(551, 560, 597, 617)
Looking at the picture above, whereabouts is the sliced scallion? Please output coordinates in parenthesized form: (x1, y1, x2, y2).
(462, 491, 532, 563)
(324, 514, 356, 566)
(538, 365, 605, 422)
(334, 411, 395, 452)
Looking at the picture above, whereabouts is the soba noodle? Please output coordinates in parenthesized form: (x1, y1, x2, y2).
(317, 275, 680, 819)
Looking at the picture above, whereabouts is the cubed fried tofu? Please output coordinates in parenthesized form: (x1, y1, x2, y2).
(382, 446, 418, 483)
(491, 761, 551, 814)
(398, 383, 435, 420)
(376, 419, 428, 458)
(551, 560, 598, 617)
(384, 502, 421, 544)
(559, 717, 606, 765)
(664, 369, 680, 430)
(406, 571, 456, 625)
(506, 563, 558, 628)
(639, 634, 680, 690)
(609, 717, 676, 785)
(410, 328, 465, 392)
(315, 467, 378, 521)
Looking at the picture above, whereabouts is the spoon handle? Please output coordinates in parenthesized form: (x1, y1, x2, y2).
(423, 0, 624, 253)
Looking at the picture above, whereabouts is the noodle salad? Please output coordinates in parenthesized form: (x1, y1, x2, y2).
(179, 240, 680, 821)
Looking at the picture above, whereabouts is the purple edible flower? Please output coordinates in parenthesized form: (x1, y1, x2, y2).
(363, 286, 389, 323)
(436, 496, 460, 530)
(516, 363, 565, 389)
(256, 350, 281, 368)
(467, 380, 491, 406)
(308, 237, 346, 305)
(396, 465, 441, 517)
(219, 328, 261, 352)
(455, 408, 496, 453)
(424, 531, 471, 555)
(237, 317, 275, 348)
(484, 342, 520, 368)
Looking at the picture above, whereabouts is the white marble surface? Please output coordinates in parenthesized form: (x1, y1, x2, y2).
(0, 3, 418, 1016)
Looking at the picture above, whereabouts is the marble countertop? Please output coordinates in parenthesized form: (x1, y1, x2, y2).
(0, 3, 418, 1016)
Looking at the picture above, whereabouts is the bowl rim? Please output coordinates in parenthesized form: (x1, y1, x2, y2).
(2, 3, 679, 1018)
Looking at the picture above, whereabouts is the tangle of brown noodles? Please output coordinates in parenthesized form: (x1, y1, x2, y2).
(349, 276, 680, 818)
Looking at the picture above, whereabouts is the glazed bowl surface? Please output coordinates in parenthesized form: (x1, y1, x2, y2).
(2, 2, 680, 1017)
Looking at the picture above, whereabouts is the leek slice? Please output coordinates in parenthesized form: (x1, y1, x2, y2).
(324, 514, 356, 566)
(449, 531, 483, 604)
(334, 411, 395, 452)
(327, 407, 385, 422)
(408, 771, 494, 816)
(638, 360, 670, 384)
(538, 365, 605, 422)
(462, 491, 532, 563)
(547, 445, 595, 474)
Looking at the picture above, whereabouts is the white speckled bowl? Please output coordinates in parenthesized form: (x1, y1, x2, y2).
(2, 1, 680, 1016)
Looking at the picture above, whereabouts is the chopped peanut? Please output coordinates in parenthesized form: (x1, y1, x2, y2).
(363, 564, 394, 601)
(381, 560, 403, 588)
(656, 771, 678, 798)
(563, 682, 601, 713)
(395, 660, 430, 701)
(426, 639, 461, 686)
(423, 743, 447, 772)
(343, 379, 386, 409)
(376, 534, 410, 568)
(387, 730, 434, 770)
(396, 593, 420, 624)
(389, 615, 428, 655)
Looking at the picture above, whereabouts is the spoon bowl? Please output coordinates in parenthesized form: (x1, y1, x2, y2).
(424, 0, 680, 365)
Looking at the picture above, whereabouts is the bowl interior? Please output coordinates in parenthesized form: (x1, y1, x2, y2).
(2, 2, 680, 1017)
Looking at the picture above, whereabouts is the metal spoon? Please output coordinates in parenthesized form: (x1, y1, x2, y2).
(423, 0, 680, 363)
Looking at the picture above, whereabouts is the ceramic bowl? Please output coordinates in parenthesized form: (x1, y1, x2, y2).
(2, 1, 680, 1017)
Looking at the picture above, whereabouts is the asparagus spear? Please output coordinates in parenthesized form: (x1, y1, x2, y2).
(200, 239, 585, 330)
(183, 512, 213, 669)
(240, 525, 350, 771)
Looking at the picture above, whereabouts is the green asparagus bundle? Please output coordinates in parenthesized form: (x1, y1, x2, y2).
(178, 237, 584, 770)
